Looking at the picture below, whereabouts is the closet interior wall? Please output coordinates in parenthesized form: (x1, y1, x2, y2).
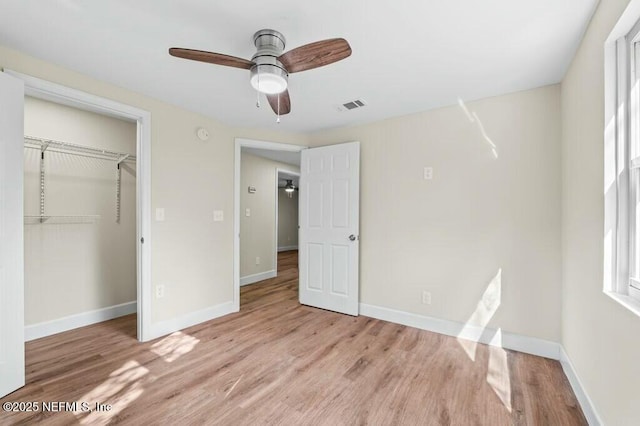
(24, 96, 137, 327)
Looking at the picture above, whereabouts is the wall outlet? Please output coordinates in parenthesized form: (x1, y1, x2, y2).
(256, 257, 261, 265)
(156, 285, 165, 298)
(213, 210, 224, 222)
(423, 167, 433, 180)
(155, 208, 165, 221)
(422, 290, 431, 305)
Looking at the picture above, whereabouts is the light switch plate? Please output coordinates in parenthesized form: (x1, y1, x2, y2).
(245, 208, 251, 217)
(155, 208, 165, 221)
(424, 167, 433, 180)
(213, 210, 224, 222)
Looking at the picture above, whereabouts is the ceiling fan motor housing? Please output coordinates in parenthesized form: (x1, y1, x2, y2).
(250, 29, 288, 94)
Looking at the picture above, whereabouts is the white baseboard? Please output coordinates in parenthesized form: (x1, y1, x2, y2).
(240, 270, 276, 286)
(359, 303, 560, 360)
(25, 301, 136, 341)
(146, 301, 235, 342)
(560, 347, 602, 426)
(277, 245, 298, 252)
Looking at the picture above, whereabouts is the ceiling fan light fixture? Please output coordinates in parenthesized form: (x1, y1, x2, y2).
(170, 28, 351, 117)
(284, 179, 295, 192)
(250, 64, 288, 94)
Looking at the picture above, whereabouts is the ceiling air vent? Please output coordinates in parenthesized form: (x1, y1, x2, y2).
(337, 99, 367, 111)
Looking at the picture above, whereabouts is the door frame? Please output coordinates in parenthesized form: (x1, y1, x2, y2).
(275, 167, 300, 272)
(5, 70, 152, 342)
(234, 138, 306, 311)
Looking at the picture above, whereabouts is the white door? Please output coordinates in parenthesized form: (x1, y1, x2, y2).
(299, 141, 360, 315)
(0, 72, 25, 397)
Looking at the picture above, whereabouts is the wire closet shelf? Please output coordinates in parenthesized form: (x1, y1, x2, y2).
(24, 135, 136, 224)
(24, 135, 137, 163)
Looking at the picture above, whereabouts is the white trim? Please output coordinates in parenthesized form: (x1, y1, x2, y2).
(560, 347, 603, 426)
(5, 70, 153, 342)
(606, 0, 640, 44)
(359, 303, 560, 360)
(234, 138, 306, 311)
(605, 290, 640, 317)
(25, 302, 136, 341)
(4, 70, 141, 121)
(278, 245, 299, 252)
(240, 270, 277, 286)
(146, 301, 235, 342)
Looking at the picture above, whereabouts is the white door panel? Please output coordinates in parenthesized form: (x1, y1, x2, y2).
(0, 72, 25, 397)
(299, 142, 359, 316)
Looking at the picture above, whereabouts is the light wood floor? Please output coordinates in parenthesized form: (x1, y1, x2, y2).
(1, 251, 585, 425)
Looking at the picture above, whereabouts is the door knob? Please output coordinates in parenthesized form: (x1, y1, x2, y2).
(349, 234, 356, 241)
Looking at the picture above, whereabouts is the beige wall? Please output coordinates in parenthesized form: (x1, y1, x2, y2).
(240, 151, 299, 279)
(23, 97, 137, 325)
(0, 45, 309, 325)
(278, 187, 299, 250)
(310, 85, 562, 342)
(561, 0, 640, 423)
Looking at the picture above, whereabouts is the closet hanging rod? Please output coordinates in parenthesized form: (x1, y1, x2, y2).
(24, 135, 136, 163)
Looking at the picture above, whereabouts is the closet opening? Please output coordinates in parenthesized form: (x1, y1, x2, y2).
(23, 97, 139, 340)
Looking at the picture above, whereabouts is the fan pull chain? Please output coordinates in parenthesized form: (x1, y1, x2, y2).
(256, 73, 261, 108)
(276, 94, 281, 123)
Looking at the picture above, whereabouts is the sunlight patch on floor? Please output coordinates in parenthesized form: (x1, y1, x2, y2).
(456, 269, 502, 361)
(486, 329, 512, 412)
(74, 360, 149, 425)
(151, 331, 200, 362)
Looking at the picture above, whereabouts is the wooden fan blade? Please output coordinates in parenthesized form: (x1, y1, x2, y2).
(266, 90, 291, 115)
(278, 38, 351, 73)
(169, 48, 254, 70)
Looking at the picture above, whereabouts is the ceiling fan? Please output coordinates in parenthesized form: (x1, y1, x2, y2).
(282, 179, 297, 192)
(169, 29, 352, 120)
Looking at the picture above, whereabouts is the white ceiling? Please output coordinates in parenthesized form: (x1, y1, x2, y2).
(0, 1, 597, 133)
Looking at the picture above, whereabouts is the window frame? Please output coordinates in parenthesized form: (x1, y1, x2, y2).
(626, 20, 640, 302)
(604, 8, 640, 316)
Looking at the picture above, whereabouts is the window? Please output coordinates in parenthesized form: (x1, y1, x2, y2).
(627, 21, 640, 302)
(604, 9, 640, 314)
